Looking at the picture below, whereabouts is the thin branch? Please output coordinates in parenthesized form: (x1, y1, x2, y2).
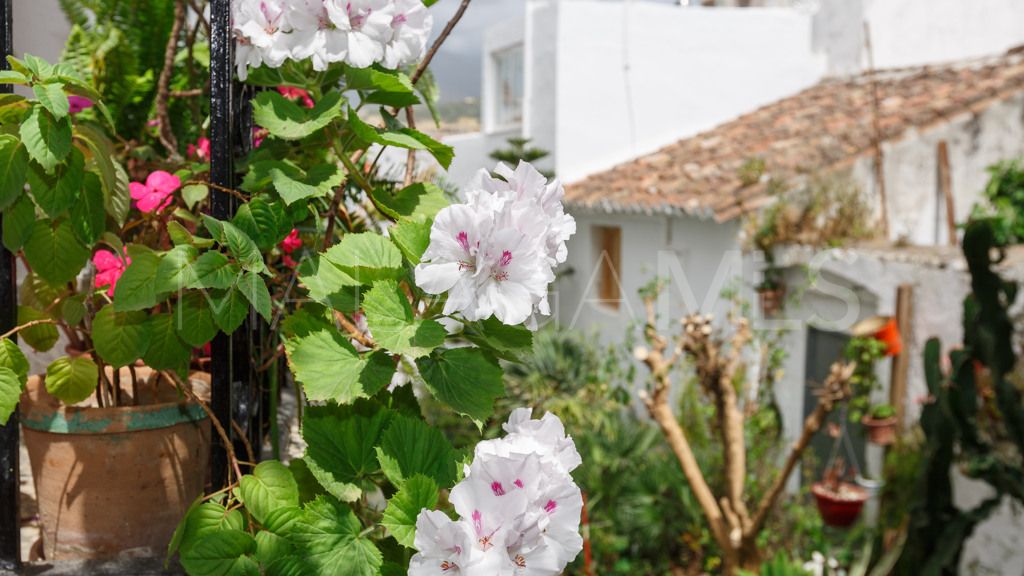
(0, 318, 59, 340)
(160, 370, 244, 483)
(334, 311, 374, 349)
(171, 88, 204, 98)
(230, 418, 257, 465)
(156, 0, 187, 158)
(410, 0, 472, 86)
(185, 180, 250, 203)
(403, 106, 417, 187)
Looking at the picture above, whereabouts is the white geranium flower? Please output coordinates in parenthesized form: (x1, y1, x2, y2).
(411, 409, 584, 576)
(233, 0, 293, 78)
(325, 0, 395, 68)
(381, 0, 433, 68)
(286, 0, 349, 70)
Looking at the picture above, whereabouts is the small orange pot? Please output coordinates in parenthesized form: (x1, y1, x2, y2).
(861, 415, 898, 446)
(873, 318, 902, 357)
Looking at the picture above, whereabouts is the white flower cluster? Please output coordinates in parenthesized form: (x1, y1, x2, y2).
(414, 161, 576, 327)
(410, 408, 584, 575)
(232, 0, 433, 80)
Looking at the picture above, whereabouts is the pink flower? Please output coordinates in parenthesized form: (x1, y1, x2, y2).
(129, 171, 181, 213)
(67, 95, 94, 114)
(252, 126, 268, 148)
(282, 254, 298, 268)
(276, 86, 314, 108)
(280, 229, 302, 253)
(93, 249, 131, 297)
(187, 137, 211, 161)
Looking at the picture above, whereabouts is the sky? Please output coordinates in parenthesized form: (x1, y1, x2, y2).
(427, 0, 524, 102)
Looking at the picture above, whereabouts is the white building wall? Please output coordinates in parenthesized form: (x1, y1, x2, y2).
(554, 2, 826, 183)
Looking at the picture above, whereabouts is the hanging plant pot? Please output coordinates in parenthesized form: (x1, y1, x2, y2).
(852, 316, 902, 356)
(861, 414, 898, 446)
(19, 370, 211, 560)
(757, 283, 787, 317)
(811, 482, 868, 527)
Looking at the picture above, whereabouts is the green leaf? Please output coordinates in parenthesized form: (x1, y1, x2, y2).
(344, 67, 416, 95)
(302, 404, 392, 500)
(69, 172, 106, 245)
(75, 123, 130, 225)
(347, 107, 453, 169)
(142, 313, 192, 372)
(210, 288, 250, 334)
(372, 183, 448, 222)
(363, 280, 445, 358)
(172, 500, 246, 559)
(252, 90, 343, 141)
(2, 194, 35, 251)
(61, 294, 86, 326)
(188, 251, 240, 290)
(16, 306, 58, 352)
(289, 458, 326, 505)
(290, 496, 383, 576)
(286, 329, 395, 404)
(0, 367, 22, 425)
(0, 135, 28, 210)
(19, 105, 71, 172)
(92, 305, 150, 367)
(182, 184, 209, 209)
(381, 475, 438, 547)
(462, 317, 535, 362)
(389, 219, 431, 267)
(379, 415, 458, 488)
(271, 163, 344, 205)
(113, 245, 162, 312)
(44, 356, 98, 404)
(239, 461, 300, 525)
(180, 530, 258, 576)
(322, 232, 403, 284)
(32, 82, 69, 120)
(232, 196, 288, 250)
(255, 531, 293, 565)
(237, 271, 272, 323)
(263, 505, 304, 535)
(176, 292, 219, 348)
(23, 220, 89, 284)
(297, 255, 363, 313)
(417, 347, 505, 425)
(28, 146, 83, 218)
(219, 219, 267, 273)
(0, 338, 30, 386)
(0, 70, 29, 85)
(155, 244, 199, 293)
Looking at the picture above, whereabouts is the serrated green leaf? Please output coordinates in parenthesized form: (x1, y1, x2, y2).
(210, 287, 249, 333)
(255, 531, 293, 565)
(379, 415, 458, 488)
(271, 163, 344, 205)
(263, 505, 304, 535)
(0, 367, 21, 426)
(462, 317, 534, 362)
(188, 251, 240, 290)
(28, 146, 83, 218)
(182, 184, 208, 209)
(381, 475, 438, 547)
(417, 347, 505, 425)
(60, 294, 86, 326)
(220, 219, 266, 273)
(389, 218, 431, 265)
(237, 271, 272, 323)
(322, 232, 403, 284)
(302, 404, 392, 501)
(347, 107, 453, 169)
(176, 292, 219, 348)
(113, 245, 162, 311)
(0, 338, 29, 386)
(2, 194, 35, 251)
(172, 500, 246, 560)
(16, 306, 58, 352)
(70, 172, 105, 245)
(286, 329, 395, 404)
(232, 196, 289, 250)
(297, 255, 363, 313)
(23, 220, 89, 284)
(180, 530, 258, 576)
(288, 458, 326, 505)
(33, 82, 69, 120)
(373, 183, 448, 222)
(289, 496, 382, 576)
(92, 305, 150, 367)
(75, 123, 130, 225)
(363, 280, 445, 358)
(239, 461, 300, 525)
(45, 355, 98, 404)
(20, 106, 71, 172)
(0, 135, 28, 210)
(142, 313, 192, 372)
(252, 90, 343, 141)
(155, 244, 199, 293)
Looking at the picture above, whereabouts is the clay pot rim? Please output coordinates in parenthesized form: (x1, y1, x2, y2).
(810, 481, 869, 503)
(860, 414, 898, 428)
(20, 376, 207, 435)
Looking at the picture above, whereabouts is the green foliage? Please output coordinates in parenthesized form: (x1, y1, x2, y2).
(973, 159, 1024, 244)
(489, 137, 553, 178)
(738, 552, 811, 576)
(844, 336, 887, 422)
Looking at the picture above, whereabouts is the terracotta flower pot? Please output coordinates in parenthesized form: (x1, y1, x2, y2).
(758, 285, 786, 317)
(19, 372, 210, 560)
(861, 414, 898, 446)
(811, 482, 868, 527)
(873, 318, 902, 357)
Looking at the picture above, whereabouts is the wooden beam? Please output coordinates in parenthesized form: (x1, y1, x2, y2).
(889, 285, 913, 429)
(937, 141, 957, 246)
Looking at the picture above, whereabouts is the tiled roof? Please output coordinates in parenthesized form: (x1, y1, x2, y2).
(565, 50, 1024, 222)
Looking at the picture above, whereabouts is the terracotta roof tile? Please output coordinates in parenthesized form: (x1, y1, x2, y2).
(566, 52, 1024, 221)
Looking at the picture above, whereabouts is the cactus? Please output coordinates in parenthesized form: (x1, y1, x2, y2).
(896, 219, 1022, 575)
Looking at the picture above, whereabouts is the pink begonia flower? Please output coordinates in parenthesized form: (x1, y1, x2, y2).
(281, 254, 298, 269)
(129, 170, 181, 213)
(276, 86, 314, 108)
(252, 126, 268, 148)
(280, 229, 302, 253)
(67, 95, 94, 115)
(93, 249, 131, 297)
(188, 137, 211, 161)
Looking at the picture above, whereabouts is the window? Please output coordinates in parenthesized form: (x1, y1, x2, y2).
(594, 226, 622, 309)
(492, 44, 524, 127)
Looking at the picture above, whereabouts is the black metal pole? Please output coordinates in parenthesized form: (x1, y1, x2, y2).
(208, 0, 235, 491)
(0, 0, 20, 568)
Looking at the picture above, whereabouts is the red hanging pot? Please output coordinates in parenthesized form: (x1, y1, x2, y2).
(873, 317, 902, 357)
(811, 482, 869, 527)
